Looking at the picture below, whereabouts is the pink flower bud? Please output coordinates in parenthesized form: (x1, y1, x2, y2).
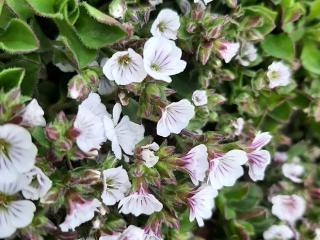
(45, 127, 60, 140)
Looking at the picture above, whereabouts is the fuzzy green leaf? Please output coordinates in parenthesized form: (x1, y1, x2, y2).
(55, 19, 97, 69)
(301, 41, 320, 75)
(261, 33, 295, 61)
(0, 67, 25, 91)
(24, 0, 64, 19)
(73, 3, 126, 49)
(0, 18, 39, 53)
(6, 0, 34, 20)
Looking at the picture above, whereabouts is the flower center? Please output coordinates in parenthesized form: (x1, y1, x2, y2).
(151, 63, 160, 71)
(0, 139, 10, 158)
(118, 54, 132, 66)
(157, 22, 166, 32)
(0, 192, 12, 206)
(270, 70, 279, 80)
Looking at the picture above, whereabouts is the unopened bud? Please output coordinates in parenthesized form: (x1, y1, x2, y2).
(45, 127, 59, 141)
(109, 0, 127, 19)
(197, 41, 213, 65)
(192, 3, 205, 21)
(226, 0, 237, 8)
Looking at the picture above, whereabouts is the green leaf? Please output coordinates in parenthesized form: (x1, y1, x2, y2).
(301, 41, 320, 75)
(55, 19, 97, 69)
(6, 53, 41, 96)
(261, 33, 295, 61)
(0, 18, 39, 53)
(268, 102, 292, 123)
(24, 0, 64, 19)
(0, 67, 25, 91)
(308, 0, 320, 21)
(6, 0, 33, 20)
(73, 3, 126, 49)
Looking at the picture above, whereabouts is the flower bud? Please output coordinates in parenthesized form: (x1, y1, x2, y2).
(45, 127, 60, 141)
(226, 0, 237, 8)
(197, 41, 213, 65)
(186, 23, 197, 33)
(109, 0, 127, 19)
(67, 75, 88, 100)
(192, 3, 205, 21)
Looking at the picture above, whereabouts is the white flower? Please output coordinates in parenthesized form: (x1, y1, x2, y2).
(314, 228, 320, 240)
(151, 9, 180, 40)
(246, 132, 272, 181)
(0, 179, 36, 239)
(74, 93, 107, 154)
(216, 40, 240, 63)
(141, 143, 160, 168)
(271, 194, 306, 224)
(120, 225, 145, 240)
(267, 61, 291, 89)
(104, 103, 145, 159)
(143, 37, 187, 83)
(21, 166, 52, 200)
(263, 225, 294, 240)
(60, 197, 101, 232)
(237, 42, 258, 66)
(20, 99, 46, 127)
(103, 48, 147, 85)
(208, 150, 248, 190)
(0, 124, 37, 183)
(118, 186, 163, 216)
(182, 144, 209, 185)
(157, 99, 195, 137)
(101, 166, 131, 206)
(194, 0, 214, 5)
(100, 225, 145, 240)
(274, 151, 288, 163)
(192, 90, 208, 106)
(282, 163, 304, 183)
(232, 117, 244, 136)
(149, 0, 163, 6)
(188, 185, 218, 227)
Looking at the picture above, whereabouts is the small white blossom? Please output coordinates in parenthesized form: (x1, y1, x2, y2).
(151, 9, 180, 40)
(141, 142, 160, 168)
(100, 225, 145, 240)
(118, 185, 163, 216)
(60, 197, 101, 232)
(0, 124, 37, 183)
(267, 61, 291, 89)
(104, 103, 145, 159)
(188, 185, 218, 227)
(246, 132, 272, 181)
(149, 0, 163, 6)
(271, 194, 306, 224)
(0, 179, 36, 239)
(282, 163, 304, 183)
(314, 228, 320, 240)
(157, 99, 195, 137)
(208, 150, 248, 190)
(194, 0, 214, 5)
(192, 90, 208, 106)
(74, 93, 107, 154)
(237, 42, 258, 66)
(216, 40, 240, 63)
(103, 48, 147, 85)
(263, 225, 294, 240)
(101, 166, 131, 206)
(232, 117, 244, 136)
(182, 144, 209, 185)
(20, 99, 46, 127)
(21, 166, 52, 200)
(143, 37, 187, 82)
(274, 151, 288, 163)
